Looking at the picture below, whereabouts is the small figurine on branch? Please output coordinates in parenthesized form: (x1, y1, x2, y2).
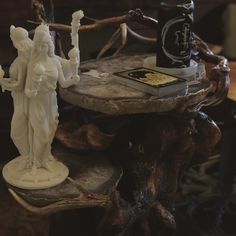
(69, 10, 84, 82)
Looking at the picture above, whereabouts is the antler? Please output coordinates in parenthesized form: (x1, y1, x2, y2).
(28, 8, 158, 32)
(8, 182, 109, 216)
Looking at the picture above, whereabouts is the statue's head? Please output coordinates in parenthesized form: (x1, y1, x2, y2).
(32, 24, 54, 57)
(10, 25, 33, 54)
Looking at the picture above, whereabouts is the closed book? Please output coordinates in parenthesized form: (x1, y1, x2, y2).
(114, 67, 188, 97)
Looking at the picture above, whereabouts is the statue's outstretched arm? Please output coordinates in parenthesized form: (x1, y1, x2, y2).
(57, 60, 79, 88)
(0, 65, 26, 92)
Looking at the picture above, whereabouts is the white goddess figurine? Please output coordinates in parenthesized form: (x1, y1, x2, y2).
(0, 26, 32, 159)
(1, 24, 80, 189)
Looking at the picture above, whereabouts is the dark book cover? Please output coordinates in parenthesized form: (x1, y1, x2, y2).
(114, 67, 187, 97)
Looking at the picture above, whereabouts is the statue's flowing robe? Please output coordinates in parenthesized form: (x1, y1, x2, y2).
(10, 57, 29, 157)
(25, 58, 60, 168)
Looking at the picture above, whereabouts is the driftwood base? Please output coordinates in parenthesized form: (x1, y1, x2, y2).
(4, 111, 221, 236)
(95, 111, 221, 236)
(11, 109, 217, 236)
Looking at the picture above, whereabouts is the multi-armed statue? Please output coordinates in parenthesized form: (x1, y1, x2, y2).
(0, 11, 84, 190)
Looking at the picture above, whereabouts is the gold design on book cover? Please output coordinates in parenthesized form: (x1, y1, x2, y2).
(116, 68, 179, 86)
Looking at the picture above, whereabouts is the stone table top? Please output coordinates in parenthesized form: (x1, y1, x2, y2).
(60, 54, 210, 115)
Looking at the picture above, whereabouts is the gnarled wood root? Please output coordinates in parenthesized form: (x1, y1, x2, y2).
(97, 111, 221, 235)
(7, 111, 220, 236)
